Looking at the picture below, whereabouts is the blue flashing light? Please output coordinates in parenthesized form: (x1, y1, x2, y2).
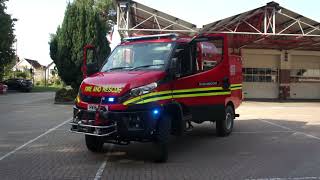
(152, 109, 160, 115)
(108, 97, 115, 102)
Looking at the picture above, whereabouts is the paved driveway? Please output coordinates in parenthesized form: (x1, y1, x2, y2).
(0, 93, 320, 180)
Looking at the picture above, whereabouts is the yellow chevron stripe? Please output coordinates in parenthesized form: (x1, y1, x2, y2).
(172, 86, 223, 93)
(230, 83, 242, 87)
(123, 83, 241, 105)
(123, 96, 141, 105)
(173, 91, 231, 98)
(136, 95, 173, 104)
(123, 90, 172, 105)
(230, 87, 242, 90)
(136, 91, 231, 104)
(123, 87, 224, 105)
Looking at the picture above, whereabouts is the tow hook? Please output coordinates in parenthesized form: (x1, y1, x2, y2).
(99, 107, 109, 119)
(99, 110, 109, 119)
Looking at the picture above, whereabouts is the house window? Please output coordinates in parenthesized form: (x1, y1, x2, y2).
(50, 69, 56, 76)
(243, 68, 278, 82)
(290, 69, 320, 83)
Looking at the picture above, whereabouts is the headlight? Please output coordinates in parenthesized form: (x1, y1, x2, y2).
(130, 82, 157, 97)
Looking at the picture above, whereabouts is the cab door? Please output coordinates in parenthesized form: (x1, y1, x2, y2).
(172, 34, 230, 122)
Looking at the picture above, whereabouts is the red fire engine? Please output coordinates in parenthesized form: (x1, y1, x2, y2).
(70, 33, 242, 162)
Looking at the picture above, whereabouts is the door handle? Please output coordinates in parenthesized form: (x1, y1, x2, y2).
(222, 77, 230, 89)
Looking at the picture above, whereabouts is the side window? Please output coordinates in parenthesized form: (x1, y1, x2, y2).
(195, 39, 223, 72)
(174, 44, 192, 77)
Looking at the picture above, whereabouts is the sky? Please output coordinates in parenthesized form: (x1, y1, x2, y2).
(6, 0, 320, 65)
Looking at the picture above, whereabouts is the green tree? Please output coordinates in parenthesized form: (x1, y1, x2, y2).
(94, 0, 116, 26)
(49, 0, 113, 90)
(0, 0, 16, 81)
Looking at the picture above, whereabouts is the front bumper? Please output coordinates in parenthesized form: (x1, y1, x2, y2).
(70, 105, 161, 140)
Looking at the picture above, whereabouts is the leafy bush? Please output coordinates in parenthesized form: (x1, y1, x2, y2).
(35, 79, 46, 86)
(55, 88, 77, 102)
(15, 71, 27, 79)
(54, 78, 61, 85)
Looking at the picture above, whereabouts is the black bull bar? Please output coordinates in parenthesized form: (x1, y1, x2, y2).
(70, 106, 159, 137)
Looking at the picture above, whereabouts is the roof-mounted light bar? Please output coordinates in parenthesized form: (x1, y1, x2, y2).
(123, 33, 179, 42)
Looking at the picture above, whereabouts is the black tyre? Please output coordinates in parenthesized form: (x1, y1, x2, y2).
(154, 113, 171, 163)
(85, 135, 104, 152)
(216, 105, 234, 137)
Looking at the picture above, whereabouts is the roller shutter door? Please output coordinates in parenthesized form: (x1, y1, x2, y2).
(290, 55, 320, 99)
(242, 53, 280, 99)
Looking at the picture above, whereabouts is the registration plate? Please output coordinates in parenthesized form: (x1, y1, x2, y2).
(87, 104, 99, 111)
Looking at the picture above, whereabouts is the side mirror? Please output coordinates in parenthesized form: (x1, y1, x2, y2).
(87, 63, 99, 77)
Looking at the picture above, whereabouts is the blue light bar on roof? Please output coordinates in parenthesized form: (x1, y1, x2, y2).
(123, 33, 178, 42)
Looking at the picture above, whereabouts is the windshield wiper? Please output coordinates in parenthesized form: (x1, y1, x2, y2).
(106, 66, 133, 71)
(130, 64, 164, 71)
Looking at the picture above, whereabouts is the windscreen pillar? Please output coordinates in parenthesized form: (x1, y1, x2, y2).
(279, 50, 291, 100)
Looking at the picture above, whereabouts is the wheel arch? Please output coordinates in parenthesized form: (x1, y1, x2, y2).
(163, 101, 185, 135)
(226, 101, 235, 113)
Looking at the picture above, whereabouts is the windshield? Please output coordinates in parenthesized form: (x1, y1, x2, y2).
(101, 42, 173, 72)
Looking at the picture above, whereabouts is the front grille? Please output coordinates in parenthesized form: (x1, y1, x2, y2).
(80, 94, 102, 103)
(80, 93, 121, 104)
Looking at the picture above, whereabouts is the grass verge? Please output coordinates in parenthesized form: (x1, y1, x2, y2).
(32, 86, 61, 92)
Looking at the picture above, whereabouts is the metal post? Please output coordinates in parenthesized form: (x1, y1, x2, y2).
(44, 68, 47, 87)
(126, 5, 129, 31)
(32, 69, 34, 85)
(272, 8, 276, 34)
(264, 8, 267, 34)
(116, 3, 120, 26)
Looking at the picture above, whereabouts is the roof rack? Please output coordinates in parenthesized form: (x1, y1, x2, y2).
(123, 33, 178, 42)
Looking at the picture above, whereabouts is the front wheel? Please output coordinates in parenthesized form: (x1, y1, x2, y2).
(85, 135, 104, 152)
(154, 113, 171, 163)
(216, 105, 234, 137)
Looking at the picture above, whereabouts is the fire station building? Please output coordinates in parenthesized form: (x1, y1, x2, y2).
(241, 48, 320, 99)
(114, 0, 320, 100)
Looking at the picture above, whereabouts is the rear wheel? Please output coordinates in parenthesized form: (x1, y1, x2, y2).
(216, 105, 234, 137)
(154, 113, 171, 163)
(85, 135, 104, 152)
